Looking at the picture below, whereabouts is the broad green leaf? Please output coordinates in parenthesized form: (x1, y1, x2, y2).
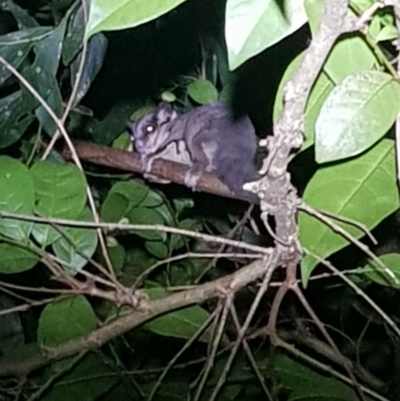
(324, 36, 377, 84)
(368, 13, 381, 40)
(275, 354, 359, 401)
(107, 240, 126, 274)
(273, 51, 334, 153)
(127, 207, 167, 241)
(287, 379, 359, 401)
(52, 208, 98, 274)
(33, 20, 66, 76)
(145, 240, 169, 258)
(187, 79, 218, 104)
(300, 139, 400, 285)
(0, 156, 34, 241)
(315, 71, 400, 163)
(122, 247, 158, 281)
(101, 192, 131, 222)
(140, 187, 166, 207)
(31, 161, 87, 246)
(71, 33, 108, 107)
(275, 353, 330, 389)
(18, 24, 66, 136)
(7, 1, 39, 29)
(138, 188, 175, 227)
(225, 0, 306, 70)
(362, 254, 400, 288)
(169, 264, 191, 286)
(40, 353, 118, 401)
(31, 161, 87, 216)
(351, 0, 375, 10)
(101, 181, 149, 223)
(170, 218, 200, 250)
(0, 244, 38, 273)
(305, 0, 377, 83)
(112, 132, 131, 150)
(22, 65, 63, 136)
(37, 296, 97, 347)
(62, 4, 85, 65)
(144, 288, 212, 342)
(0, 91, 35, 149)
(376, 25, 398, 42)
(0, 28, 51, 83)
(355, 1, 395, 43)
(86, 0, 187, 38)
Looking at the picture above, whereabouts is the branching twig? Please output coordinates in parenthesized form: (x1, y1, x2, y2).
(0, 256, 278, 377)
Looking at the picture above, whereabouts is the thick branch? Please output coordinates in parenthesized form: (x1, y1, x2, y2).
(61, 141, 258, 204)
(0, 257, 276, 377)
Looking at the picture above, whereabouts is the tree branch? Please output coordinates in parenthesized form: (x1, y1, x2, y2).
(61, 140, 259, 204)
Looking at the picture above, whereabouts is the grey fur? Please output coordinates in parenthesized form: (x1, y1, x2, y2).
(127, 101, 259, 197)
(127, 103, 192, 183)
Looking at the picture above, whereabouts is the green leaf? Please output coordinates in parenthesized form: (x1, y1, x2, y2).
(115, 183, 175, 233)
(101, 192, 131, 223)
(325, 37, 377, 85)
(0, 156, 34, 241)
(305, 0, 377, 83)
(225, 0, 307, 70)
(101, 181, 149, 222)
(52, 208, 98, 274)
(172, 197, 194, 217)
(299, 139, 400, 285)
(71, 33, 108, 107)
(368, 13, 381, 40)
(17, 25, 66, 137)
(219, 83, 234, 103)
(170, 218, 200, 250)
(273, 51, 334, 154)
(144, 288, 212, 342)
(127, 207, 167, 241)
(37, 296, 97, 347)
(86, 0, 188, 38)
(0, 28, 51, 83)
(275, 354, 359, 401)
(139, 187, 166, 207)
(288, 380, 359, 401)
(376, 25, 398, 42)
(7, 2, 39, 29)
(362, 254, 400, 288)
(275, 353, 327, 390)
(112, 132, 131, 150)
(31, 160, 87, 216)
(40, 353, 118, 401)
(315, 71, 400, 163)
(33, 20, 66, 76)
(31, 160, 87, 246)
(187, 79, 218, 104)
(0, 91, 35, 149)
(62, 4, 85, 65)
(161, 91, 176, 102)
(145, 240, 169, 258)
(169, 264, 191, 286)
(0, 244, 38, 273)
(29, 21, 67, 136)
(22, 65, 63, 136)
(107, 240, 126, 274)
